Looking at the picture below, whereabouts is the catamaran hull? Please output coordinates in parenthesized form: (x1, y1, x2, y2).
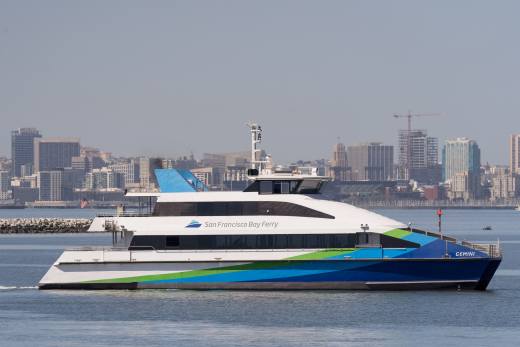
(39, 258, 501, 291)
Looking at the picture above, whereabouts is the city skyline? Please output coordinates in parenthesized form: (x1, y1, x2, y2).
(2, 123, 520, 205)
(2, 1, 520, 164)
(0, 120, 516, 166)
(0, 125, 518, 167)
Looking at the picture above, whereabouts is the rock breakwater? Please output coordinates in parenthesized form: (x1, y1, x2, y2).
(0, 218, 95, 234)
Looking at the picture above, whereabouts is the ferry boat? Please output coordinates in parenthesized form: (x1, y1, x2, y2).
(39, 124, 502, 290)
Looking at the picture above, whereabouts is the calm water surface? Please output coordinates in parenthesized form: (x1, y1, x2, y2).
(0, 208, 519, 346)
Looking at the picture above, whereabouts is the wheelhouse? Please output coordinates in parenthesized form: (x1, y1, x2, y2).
(243, 176, 329, 195)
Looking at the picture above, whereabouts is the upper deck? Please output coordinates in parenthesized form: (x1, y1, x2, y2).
(243, 172, 330, 195)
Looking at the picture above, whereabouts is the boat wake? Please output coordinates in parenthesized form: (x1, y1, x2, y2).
(0, 285, 38, 291)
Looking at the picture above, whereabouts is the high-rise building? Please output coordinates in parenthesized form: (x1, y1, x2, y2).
(71, 156, 91, 174)
(0, 171, 11, 194)
(80, 147, 106, 169)
(161, 155, 199, 171)
(347, 143, 394, 181)
(38, 171, 63, 201)
(490, 174, 518, 201)
(109, 160, 139, 186)
(34, 138, 80, 172)
(0, 158, 8, 172)
(174, 155, 198, 170)
(20, 164, 33, 177)
(200, 154, 224, 186)
(443, 138, 481, 200)
(202, 153, 226, 168)
(11, 128, 41, 177)
(202, 152, 250, 187)
(397, 129, 439, 183)
(138, 157, 162, 189)
(223, 165, 249, 191)
(330, 142, 349, 181)
(139, 157, 151, 188)
(510, 134, 520, 175)
(191, 167, 215, 188)
(85, 168, 125, 190)
(222, 151, 250, 167)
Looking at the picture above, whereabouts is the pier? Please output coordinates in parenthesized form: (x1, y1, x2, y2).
(0, 218, 95, 234)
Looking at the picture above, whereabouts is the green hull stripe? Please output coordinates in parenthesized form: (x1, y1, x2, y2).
(384, 229, 411, 239)
(287, 249, 355, 260)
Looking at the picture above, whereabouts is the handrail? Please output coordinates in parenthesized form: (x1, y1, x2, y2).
(66, 246, 130, 252)
(62, 244, 501, 265)
(65, 247, 350, 253)
(65, 241, 502, 258)
(461, 240, 502, 258)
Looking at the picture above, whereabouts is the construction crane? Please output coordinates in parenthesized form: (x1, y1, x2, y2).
(393, 111, 442, 179)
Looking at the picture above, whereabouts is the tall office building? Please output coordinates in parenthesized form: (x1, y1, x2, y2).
(139, 157, 151, 188)
(510, 134, 520, 175)
(0, 171, 11, 194)
(442, 138, 481, 200)
(347, 143, 394, 181)
(330, 142, 349, 181)
(34, 138, 80, 172)
(38, 171, 63, 201)
(20, 164, 33, 177)
(11, 128, 41, 177)
(397, 129, 439, 183)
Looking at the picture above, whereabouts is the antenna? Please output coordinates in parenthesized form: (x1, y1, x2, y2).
(246, 122, 268, 172)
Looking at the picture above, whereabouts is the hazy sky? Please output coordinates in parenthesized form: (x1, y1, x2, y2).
(1, 0, 519, 164)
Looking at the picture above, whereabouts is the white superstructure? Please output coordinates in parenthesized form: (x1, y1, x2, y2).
(89, 191, 404, 236)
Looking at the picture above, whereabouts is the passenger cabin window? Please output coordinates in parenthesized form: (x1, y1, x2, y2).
(260, 181, 273, 194)
(166, 236, 180, 248)
(129, 233, 420, 250)
(273, 181, 290, 194)
(296, 180, 322, 194)
(153, 201, 334, 219)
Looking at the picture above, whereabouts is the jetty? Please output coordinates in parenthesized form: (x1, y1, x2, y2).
(0, 218, 95, 234)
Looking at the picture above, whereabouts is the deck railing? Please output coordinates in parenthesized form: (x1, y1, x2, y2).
(461, 241, 501, 258)
(63, 241, 502, 262)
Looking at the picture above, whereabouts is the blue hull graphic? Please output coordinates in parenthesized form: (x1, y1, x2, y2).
(135, 257, 501, 291)
(40, 258, 501, 290)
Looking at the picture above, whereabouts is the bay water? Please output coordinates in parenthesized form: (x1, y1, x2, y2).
(0, 208, 519, 346)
